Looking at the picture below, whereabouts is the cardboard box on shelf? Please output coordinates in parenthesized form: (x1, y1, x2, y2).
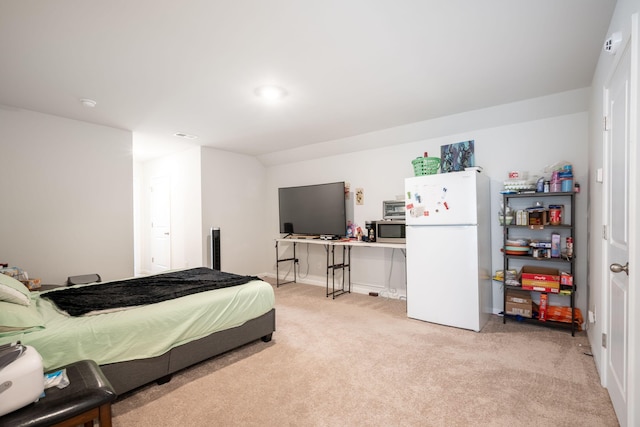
(560, 272, 574, 294)
(560, 272, 573, 286)
(505, 301, 533, 318)
(505, 288, 533, 317)
(520, 266, 560, 293)
(527, 208, 549, 226)
(506, 288, 532, 305)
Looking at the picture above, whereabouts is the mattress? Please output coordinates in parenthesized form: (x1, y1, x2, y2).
(0, 278, 274, 371)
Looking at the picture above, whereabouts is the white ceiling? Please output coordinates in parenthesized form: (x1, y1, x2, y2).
(0, 1, 616, 162)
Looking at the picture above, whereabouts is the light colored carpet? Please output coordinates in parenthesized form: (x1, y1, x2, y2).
(112, 280, 618, 426)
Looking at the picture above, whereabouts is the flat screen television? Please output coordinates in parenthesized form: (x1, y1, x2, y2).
(278, 181, 346, 237)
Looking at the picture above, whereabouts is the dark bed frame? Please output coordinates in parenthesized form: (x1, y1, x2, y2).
(100, 308, 275, 395)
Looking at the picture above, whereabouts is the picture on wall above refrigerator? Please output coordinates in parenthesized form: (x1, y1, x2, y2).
(440, 140, 475, 173)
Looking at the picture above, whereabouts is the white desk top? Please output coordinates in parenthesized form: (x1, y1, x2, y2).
(275, 237, 405, 250)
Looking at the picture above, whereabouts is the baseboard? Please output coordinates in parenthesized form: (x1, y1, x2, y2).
(261, 272, 406, 300)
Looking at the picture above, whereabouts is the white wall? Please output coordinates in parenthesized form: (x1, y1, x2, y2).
(265, 91, 589, 318)
(200, 147, 269, 275)
(0, 108, 133, 283)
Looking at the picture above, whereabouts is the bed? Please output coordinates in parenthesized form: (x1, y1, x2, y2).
(0, 267, 276, 395)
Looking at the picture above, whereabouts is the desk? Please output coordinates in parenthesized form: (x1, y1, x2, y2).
(275, 238, 406, 299)
(32, 284, 64, 292)
(0, 360, 116, 427)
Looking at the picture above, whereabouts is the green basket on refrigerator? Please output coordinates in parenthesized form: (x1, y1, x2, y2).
(412, 156, 440, 176)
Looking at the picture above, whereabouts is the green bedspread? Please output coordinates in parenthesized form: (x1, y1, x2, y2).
(0, 278, 274, 371)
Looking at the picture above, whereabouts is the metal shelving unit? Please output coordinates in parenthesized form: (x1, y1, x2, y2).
(501, 191, 577, 336)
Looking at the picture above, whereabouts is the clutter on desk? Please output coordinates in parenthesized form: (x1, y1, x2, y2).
(365, 221, 376, 242)
(346, 221, 365, 241)
(0, 266, 41, 290)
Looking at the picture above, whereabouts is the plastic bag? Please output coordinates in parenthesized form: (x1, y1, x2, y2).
(44, 368, 70, 390)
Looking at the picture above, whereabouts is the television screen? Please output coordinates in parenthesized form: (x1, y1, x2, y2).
(278, 182, 346, 237)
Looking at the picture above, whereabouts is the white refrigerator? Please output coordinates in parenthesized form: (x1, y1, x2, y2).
(405, 170, 491, 332)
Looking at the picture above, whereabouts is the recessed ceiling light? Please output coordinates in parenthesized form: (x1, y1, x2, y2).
(173, 132, 198, 140)
(80, 98, 97, 108)
(255, 85, 287, 101)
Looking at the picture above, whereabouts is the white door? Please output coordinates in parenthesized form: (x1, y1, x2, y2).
(604, 34, 632, 426)
(150, 175, 171, 273)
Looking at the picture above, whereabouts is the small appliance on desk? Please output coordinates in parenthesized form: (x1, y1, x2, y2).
(382, 200, 405, 220)
(376, 200, 406, 243)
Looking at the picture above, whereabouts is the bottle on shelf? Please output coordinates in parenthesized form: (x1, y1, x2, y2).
(566, 237, 573, 258)
(550, 170, 561, 192)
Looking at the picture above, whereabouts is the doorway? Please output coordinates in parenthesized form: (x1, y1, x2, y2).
(150, 175, 171, 273)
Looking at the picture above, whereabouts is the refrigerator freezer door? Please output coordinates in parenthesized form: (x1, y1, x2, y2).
(405, 171, 478, 226)
(406, 225, 486, 331)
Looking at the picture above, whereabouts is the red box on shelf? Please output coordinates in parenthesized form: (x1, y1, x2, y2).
(560, 272, 573, 286)
(520, 266, 560, 293)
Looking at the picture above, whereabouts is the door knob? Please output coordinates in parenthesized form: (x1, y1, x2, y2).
(610, 262, 629, 275)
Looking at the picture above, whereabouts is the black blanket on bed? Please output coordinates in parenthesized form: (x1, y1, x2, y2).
(43, 267, 260, 316)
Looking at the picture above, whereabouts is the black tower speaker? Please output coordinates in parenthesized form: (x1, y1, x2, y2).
(211, 227, 221, 270)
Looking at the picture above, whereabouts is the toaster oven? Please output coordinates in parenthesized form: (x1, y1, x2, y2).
(382, 200, 405, 220)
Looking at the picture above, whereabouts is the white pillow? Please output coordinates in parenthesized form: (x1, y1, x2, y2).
(0, 272, 31, 306)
